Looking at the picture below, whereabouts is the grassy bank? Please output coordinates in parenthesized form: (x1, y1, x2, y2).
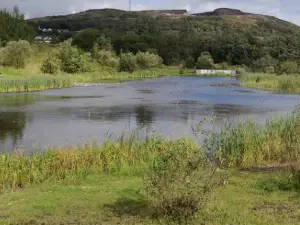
(240, 73, 300, 93)
(1, 112, 300, 224)
(1, 170, 300, 225)
(0, 66, 196, 93)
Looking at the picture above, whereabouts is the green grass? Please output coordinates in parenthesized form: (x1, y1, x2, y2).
(0, 136, 198, 189)
(210, 110, 300, 168)
(0, 76, 72, 93)
(240, 73, 300, 93)
(1, 170, 300, 225)
(1, 112, 300, 224)
(0, 65, 196, 92)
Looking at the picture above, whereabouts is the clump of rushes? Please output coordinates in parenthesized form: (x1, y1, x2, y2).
(0, 136, 198, 189)
(209, 109, 300, 168)
(240, 73, 300, 93)
(0, 77, 72, 93)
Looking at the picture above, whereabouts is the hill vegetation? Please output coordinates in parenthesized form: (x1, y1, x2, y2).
(28, 8, 300, 74)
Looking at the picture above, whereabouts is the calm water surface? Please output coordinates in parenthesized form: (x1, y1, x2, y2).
(0, 76, 299, 152)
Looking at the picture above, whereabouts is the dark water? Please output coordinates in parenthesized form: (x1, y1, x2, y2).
(0, 76, 299, 153)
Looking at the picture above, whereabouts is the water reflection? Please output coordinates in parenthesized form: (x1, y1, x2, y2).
(0, 94, 37, 107)
(135, 105, 155, 126)
(0, 76, 299, 152)
(0, 112, 27, 145)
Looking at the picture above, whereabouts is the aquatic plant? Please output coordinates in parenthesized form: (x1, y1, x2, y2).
(0, 136, 198, 189)
(240, 73, 300, 93)
(0, 76, 72, 93)
(209, 110, 300, 168)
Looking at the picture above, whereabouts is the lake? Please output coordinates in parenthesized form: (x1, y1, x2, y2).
(0, 76, 299, 153)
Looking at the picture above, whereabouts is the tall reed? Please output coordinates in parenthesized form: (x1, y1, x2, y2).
(240, 73, 300, 93)
(0, 76, 72, 93)
(0, 136, 197, 189)
(210, 110, 300, 168)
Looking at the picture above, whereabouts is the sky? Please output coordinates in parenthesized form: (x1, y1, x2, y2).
(1, 0, 300, 25)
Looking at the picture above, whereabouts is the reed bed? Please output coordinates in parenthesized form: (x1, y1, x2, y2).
(210, 110, 300, 168)
(0, 136, 197, 189)
(240, 73, 300, 93)
(0, 76, 72, 93)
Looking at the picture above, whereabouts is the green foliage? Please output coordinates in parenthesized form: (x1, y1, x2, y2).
(95, 36, 113, 51)
(41, 51, 61, 74)
(72, 28, 100, 51)
(241, 73, 300, 93)
(135, 52, 162, 69)
(57, 40, 92, 73)
(29, 9, 300, 69)
(277, 61, 299, 75)
(196, 52, 214, 69)
(0, 76, 72, 93)
(185, 56, 195, 69)
(0, 40, 32, 68)
(0, 7, 35, 45)
(92, 49, 119, 69)
(252, 55, 278, 73)
(119, 53, 137, 73)
(0, 136, 198, 189)
(145, 143, 224, 223)
(209, 110, 300, 168)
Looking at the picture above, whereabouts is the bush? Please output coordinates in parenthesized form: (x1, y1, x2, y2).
(196, 52, 214, 69)
(57, 40, 92, 73)
(119, 53, 137, 73)
(185, 56, 195, 69)
(41, 52, 61, 74)
(251, 55, 278, 73)
(92, 49, 119, 69)
(277, 61, 299, 75)
(0, 40, 32, 68)
(144, 142, 224, 223)
(136, 52, 163, 69)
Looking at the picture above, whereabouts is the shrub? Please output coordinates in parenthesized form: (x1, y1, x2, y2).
(119, 53, 137, 73)
(136, 52, 163, 69)
(41, 51, 61, 74)
(251, 55, 278, 73)
(185, 56, 195, 69)
(277, 61, 299, 75)
(196, 52, 214, 69)
(57, 40, 92, 73)
(72, 28, 100, 51)
(92, 49, 119, 69)
(0, 40, 32, 68)
(144, 142, 224, 223)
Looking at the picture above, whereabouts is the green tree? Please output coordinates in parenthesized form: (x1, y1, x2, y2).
(0, 40, 32, 68)
(119, 53, 137, 73)
(136, 52, 162, 69)
(41, 51, 61, 74)
(185, 56, 195, 69)
(72, 28, 100, 51)
(196, 52, 214, 69)
(92, 49, 119, 69)
(277, 61, 299, 75)
(0, 7, 35, 45)
(252, 55, 278, 73)
(57, 39, 92, 73)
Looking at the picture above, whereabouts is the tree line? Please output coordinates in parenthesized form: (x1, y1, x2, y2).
(2, 7, 300, 74)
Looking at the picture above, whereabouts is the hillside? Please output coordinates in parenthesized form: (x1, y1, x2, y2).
(193, 8, 248, 16)
(28, 8, 300, 67)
